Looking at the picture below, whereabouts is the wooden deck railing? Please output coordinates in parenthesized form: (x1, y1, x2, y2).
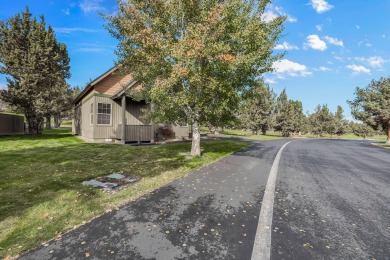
(117, 125, 153, 142)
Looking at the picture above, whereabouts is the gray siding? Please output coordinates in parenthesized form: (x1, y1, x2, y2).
(0, 114, 24, 135)
(74, 95, 188, 142)
(81, 97, 94, 139)
(155, 124, 190, 140)
(171, 125, 190, 139)
(93, 96, 119, 139)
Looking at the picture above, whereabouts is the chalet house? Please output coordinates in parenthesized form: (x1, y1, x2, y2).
(72, 67, 189, 143)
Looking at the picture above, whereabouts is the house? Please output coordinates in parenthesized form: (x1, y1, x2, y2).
(72, 66, 189, 143)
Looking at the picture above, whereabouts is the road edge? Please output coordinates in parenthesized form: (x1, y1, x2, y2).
(251, 141, 293, 260)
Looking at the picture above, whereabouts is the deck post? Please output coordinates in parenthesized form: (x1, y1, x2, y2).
(121, 95, 126, 144)
(150, 103, 155, 143)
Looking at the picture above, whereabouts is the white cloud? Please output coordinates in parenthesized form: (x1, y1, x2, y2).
(0, 82, 7, 90)
(310, 0, 334, 13)
(264, 78, 277, 84)
(54, 27, 98, 34)
(262, 10, 278, 22)
(346, 64, 370, 74)
(315, 66, 331, 71)
(304, 35, 327, 51)
(356, 56, 386, 69)
(79, 0, 105, 14)
(263, 6, 297, 23)
(324, 36, 344, 47)
(316, 24, 323, 31)
(62, 8, 70, 15)
(274, 41, 299, 50)
(367, 56, 385, 68)
(273, 59, 312, 77)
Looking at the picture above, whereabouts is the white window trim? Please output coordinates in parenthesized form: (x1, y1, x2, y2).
(90, 103, 93, 125)
(97, 103, 112, 126)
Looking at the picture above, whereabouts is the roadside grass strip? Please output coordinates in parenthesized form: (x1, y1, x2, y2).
(0, 128, 250, 257)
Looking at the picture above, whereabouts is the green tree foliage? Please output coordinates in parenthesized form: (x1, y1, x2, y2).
(240, 80, 275, 135)
(274, 89, 305, 137)
(0, 8, 71, 134)
(348, 77, 390, 144)
(351, 122, 375, 139)
(308, 104, 333, 137)
(334, 105, 348, 137)
(105, 0, 285, 156)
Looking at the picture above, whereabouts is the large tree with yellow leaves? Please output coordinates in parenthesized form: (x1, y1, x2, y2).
(106, 0, 285, 156)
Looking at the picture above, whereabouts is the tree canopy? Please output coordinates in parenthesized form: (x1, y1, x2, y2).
(105, 0, 285, 155)
(0, 8, 71, 134)
(274, 89, 304, 137)
(240, 80, 275, 135)
(348, 76, 390, 143)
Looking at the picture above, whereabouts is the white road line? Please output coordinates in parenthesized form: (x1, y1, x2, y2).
(251, 141, 293, 260)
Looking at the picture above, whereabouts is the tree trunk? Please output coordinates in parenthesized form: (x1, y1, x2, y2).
(27, 115, 44, 134)
(45, 116, 51, 129)
(191, 121, 201, 156)
(54, 114, 61, 128)
(221, 126, 225, 133)
(214, 127, 219, 136)
(208, 124, 213, 134)
(261, 125, 267, 135)
(387, 121, 390, 144)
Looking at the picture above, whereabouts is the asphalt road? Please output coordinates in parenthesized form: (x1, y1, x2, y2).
(271, 139, 390, 260)
(20, 138, 390, 259)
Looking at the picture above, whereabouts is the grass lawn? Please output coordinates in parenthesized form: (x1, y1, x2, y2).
(201, 127, 388, 142)
(303, 132, 387, 141)
(372, 142, 390, 149)
(0, 128, 250, 257)
(203, 128, 285, 141)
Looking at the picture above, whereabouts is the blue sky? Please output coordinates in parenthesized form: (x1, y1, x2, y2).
(1, 0, 390, 119)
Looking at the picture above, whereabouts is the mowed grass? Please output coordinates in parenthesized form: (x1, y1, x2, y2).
(0, 128, 250, 257)
(202, 127, 387, 141)
(303, 132, 387, 141)
(372, 142, 390, 149)
(204, 128, 285, 141)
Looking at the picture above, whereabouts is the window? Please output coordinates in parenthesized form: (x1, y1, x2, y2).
(97, 103, 111, 125)
(90, 103, 93, 125)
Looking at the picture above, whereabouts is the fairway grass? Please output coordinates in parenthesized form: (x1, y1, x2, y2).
(207, 128, 285, 141)
(0, 128, 250, 257)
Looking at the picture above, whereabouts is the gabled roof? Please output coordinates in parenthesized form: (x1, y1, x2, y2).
(110, 79, 138, 100)
(73, 66, 118, 104)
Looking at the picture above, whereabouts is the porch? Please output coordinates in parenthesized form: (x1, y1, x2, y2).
(117, 124, 154, 143)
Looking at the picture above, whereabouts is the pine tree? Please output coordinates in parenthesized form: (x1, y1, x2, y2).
(240, 80, 275, 135)
(0, 8, 71, 134)
(273, 89, 304, 137)
(348, 77, 390, 144)
(308, 104, 333, 137)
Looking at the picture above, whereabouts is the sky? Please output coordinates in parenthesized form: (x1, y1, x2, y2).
(1, 0, 390, 119)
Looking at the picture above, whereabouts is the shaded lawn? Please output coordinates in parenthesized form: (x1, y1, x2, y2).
(0, 128, 250, 257)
